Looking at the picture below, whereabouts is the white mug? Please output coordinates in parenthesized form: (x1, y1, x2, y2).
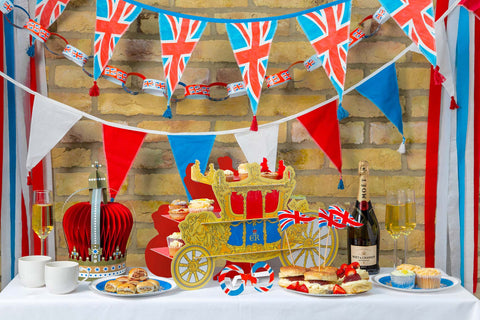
(45, 261, 89, 294)
(18, 255, 53, 288)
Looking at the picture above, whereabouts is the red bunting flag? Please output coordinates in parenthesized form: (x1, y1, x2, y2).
(102, 124, 146, 200)
(297, 100, 342, 176)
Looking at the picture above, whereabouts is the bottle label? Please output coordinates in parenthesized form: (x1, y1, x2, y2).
(350, 245, 377, 266)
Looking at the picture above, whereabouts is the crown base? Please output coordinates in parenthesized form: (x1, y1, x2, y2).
(70, 256, 127, 281)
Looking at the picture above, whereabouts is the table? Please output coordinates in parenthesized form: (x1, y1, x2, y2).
(1, 269, 479, 320)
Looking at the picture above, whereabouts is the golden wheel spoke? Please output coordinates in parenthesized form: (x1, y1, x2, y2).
(179, 263, 189, 268)
(183, 253, 192, 263)
(198, 260, 208, 267)
(187, 272, 193, 282)
(197, 268, 206, 276)
(180, 269, 189, 277)
(293, 249, 305, 265)
(312, 230, 319, 239)
(193, 271, 199, 282)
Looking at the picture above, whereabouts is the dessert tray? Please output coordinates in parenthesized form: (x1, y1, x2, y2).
(89, 276, 176, 297)
(373, 274, 459, 293)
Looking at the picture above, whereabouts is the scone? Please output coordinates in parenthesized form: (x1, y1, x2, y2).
(278, 265, 307, 288)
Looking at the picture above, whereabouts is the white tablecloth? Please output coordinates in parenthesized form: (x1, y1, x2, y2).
(1, 269, 479, 320)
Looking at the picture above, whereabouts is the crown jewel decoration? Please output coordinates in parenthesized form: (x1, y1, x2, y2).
(63, 162, 133, 280)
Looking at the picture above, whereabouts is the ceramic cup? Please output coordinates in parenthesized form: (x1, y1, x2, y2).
(45, 261, 89, 294)
(18, 255, 53, 288)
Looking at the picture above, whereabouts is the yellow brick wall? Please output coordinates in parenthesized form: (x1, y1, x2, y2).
(1, 0, 478, 296)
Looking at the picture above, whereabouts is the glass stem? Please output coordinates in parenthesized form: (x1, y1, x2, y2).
(41, 238, 44, 256)
(404, 235, 408, 264)
(393, 238, 397, 268)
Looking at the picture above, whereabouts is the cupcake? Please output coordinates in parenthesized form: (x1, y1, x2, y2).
(415, 268, 442, 289)
(224, 169, 235, 182)
(169, 208, 189, 221)
(169, 199, 188, 210)
(390, 269, 415, 289)
(167, 232, 184, 257)
(188, 199, 214, 213)
(238, 163, 249, 180)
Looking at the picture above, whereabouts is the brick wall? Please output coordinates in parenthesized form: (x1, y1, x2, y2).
(1, 0, 478, 296)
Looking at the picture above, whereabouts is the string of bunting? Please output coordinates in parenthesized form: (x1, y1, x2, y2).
(1, 0, 392, 128)
(1, 1, 387, 97)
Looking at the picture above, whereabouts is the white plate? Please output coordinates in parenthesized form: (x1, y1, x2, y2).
(373, 273, 459, 293)
(89, 276, 176, 297)
(282, 287, 369, 297)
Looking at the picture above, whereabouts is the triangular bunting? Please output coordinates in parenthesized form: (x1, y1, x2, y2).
(234, 124, 279, 170)
(94, 0, 142, 80)
(103, 124, 146, 200)
(377, 0, 436, 66)
(35, 0, 72, 28)
(26, 95, 83, 171)
(356, 63, 404, 142)
(297, 100, 342, 176)
(159, 14, 207, 117)
(226, 21, 277, 130)
(297, 1, 352, 104)
(168, 135, 216, 200)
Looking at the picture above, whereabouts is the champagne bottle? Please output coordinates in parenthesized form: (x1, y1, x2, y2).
(347, 160, 380, 274)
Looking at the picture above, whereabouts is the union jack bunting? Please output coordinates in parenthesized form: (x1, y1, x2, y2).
(35, 0, 71, 28)
(226, 21, 277, 117)
(277, 210, 316, 232)
(93, 0, 142, 80)
(297, 0, 352, 103)
(159, 13, 207, 108)
(377, 0, 436, 66)
(318, 205, 363, 229)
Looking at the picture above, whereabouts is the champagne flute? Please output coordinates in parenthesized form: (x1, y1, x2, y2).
(385, 190, 406, 268)
(403, 189, 416, 264)
(32, 190, 54, 255)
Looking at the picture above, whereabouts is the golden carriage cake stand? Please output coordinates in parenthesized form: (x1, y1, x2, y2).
(171, 161, 338, 290)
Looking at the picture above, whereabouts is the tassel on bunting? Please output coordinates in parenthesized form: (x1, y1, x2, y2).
(433, 66, 446, 85)
(337, 176, 344, 190)
(27, 43, 35, 57)
(337, 103, 349, 121)
(163, 105, 172, 118)
(397, 137, 406, 154)
(89, 81, 100, 96)
(250, 115, 258, 131)
(450, 96, 459, 110)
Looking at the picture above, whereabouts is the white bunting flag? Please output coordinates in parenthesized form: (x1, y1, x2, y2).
(234, 124, 279, 170)
(26, 95, 83, 171)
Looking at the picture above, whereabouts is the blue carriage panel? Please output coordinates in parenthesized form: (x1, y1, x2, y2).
(245, 221, 264, 246)
(227, 222, 244, 246)
(266, 219, 281, 243)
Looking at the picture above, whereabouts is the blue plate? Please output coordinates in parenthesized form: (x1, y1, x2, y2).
(373, 273, 459, 293)
(89, 275, 176, 297)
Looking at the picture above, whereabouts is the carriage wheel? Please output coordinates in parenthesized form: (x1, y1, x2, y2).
(171, 245, 214, 290)
(279, 221, 338, 268)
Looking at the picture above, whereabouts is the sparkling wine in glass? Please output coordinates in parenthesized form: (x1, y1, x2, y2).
(385, 190, 406, 268)
(32, 190, 54, 255)
(403, 189, 416, 263)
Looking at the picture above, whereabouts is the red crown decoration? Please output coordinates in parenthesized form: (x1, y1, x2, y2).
(63, 162, 133, 280)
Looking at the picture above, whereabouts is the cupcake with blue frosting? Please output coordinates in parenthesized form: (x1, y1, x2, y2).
(390, 269, 416, 289)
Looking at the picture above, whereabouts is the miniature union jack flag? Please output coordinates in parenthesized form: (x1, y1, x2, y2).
(318, 205, 363, 229)
(277, 210, 316, 232)
(94, 0, 142, 80)
(35, 0, 71, 28)
(378, 0, 436, 66)
(159, 13, 207, 109)
(226, 21, 277, 123)
(297, 0, 351, 103)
